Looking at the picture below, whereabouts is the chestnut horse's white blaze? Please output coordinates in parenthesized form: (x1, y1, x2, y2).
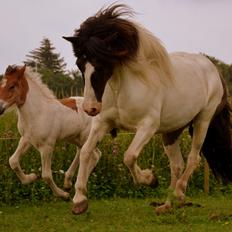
(0, 65, 101, 199)
(64, 4, 232, 215)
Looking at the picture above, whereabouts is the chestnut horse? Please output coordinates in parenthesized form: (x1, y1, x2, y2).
(64, 4, 232, 214)
(0, 65, 101, 199)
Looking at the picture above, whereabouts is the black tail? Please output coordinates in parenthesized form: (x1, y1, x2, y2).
(201, 101, 232, 183)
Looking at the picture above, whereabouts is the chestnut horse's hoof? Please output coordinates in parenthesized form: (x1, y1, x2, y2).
(72, 199, 88, 215)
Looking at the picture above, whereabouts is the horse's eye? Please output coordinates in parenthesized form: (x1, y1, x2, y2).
(9, 85, 15, 91)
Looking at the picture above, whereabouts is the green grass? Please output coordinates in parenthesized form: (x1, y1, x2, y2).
(1, 196, 232, 232)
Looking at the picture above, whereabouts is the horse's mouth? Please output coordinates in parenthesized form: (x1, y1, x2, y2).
(0, 107, 5, 115)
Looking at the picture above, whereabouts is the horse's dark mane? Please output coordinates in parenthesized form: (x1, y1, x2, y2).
(71, 4, 139, 64)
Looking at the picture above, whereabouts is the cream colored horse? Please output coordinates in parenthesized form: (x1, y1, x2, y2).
(64, 4, 232, 215)
(0, 65, 101, 199)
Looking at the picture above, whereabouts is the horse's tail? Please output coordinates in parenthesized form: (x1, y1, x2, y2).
(201, 89, 232, 183)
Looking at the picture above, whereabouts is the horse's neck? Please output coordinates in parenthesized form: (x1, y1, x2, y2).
(17, 78, 56, 122)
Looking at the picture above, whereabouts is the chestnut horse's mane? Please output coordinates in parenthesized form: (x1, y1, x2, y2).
(6, 65, 55, 99)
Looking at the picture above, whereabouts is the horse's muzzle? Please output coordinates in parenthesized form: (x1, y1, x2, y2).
(0, 106, 5, 115)
(83, 101, 102, 116)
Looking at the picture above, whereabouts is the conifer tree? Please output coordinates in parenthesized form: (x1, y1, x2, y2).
(25, 37, 66, 73)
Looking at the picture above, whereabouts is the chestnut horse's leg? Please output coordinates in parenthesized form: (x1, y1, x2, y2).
(39, 145, 69, 200)
(64, 147, 80, 190)
(9, 137, 37, 184)
(64, 147, 101, 190)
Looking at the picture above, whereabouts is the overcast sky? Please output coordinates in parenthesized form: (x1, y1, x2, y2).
(1, 0, 232, 73)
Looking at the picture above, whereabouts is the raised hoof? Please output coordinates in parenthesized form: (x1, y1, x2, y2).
(62, 192, 70, 201)
(150, 177, 159, 188)
(54, 190, 70, 201)
(72, 199, 88, 215)
(22, 173, 37, 184)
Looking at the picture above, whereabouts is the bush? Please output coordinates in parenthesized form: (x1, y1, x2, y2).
(0, 111, 224, 206)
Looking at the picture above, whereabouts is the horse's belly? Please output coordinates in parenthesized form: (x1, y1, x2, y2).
(158, 94, 204, 133)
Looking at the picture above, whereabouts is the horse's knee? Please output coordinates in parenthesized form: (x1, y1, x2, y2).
(173, 163, 184, 176)
(79, 147, 92, 163)
(9, 156, 18, 170)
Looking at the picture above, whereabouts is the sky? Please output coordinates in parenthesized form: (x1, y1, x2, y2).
(1, 0, 232, 74)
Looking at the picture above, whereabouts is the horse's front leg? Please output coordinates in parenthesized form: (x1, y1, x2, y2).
(39, 145, 69, 200)
(9, 137, 37, 184)
(72, 122, 109, 215)
(64, 147, 101, 190)
(123, 124, 158, 187)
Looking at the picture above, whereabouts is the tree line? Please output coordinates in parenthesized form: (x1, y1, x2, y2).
(1, 37, 84, 98)
(0, 38, 232, 97)
(24, 37, 84, 98)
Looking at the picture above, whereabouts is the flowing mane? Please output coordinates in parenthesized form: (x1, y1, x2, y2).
(132, 24, 173, 82)
(24, 67, 56, 99)
(65, 4, 173, 86)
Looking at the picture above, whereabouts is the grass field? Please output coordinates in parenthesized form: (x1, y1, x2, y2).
(1, 195, 232, 232)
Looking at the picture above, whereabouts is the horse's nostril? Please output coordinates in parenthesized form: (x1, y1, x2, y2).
(91, 108, 97, 113)
(0, 106, 5, 115)
(84, 107, 99, 116)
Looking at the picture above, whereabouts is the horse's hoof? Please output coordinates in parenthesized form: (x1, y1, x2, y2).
(62, 192, 70, 201)
(155, 203, 171, 215)
(72, 199, 88, 215)
(64, 178, 72, 191)
(150, 177, 159, 188)
(22, 173, 37, 184)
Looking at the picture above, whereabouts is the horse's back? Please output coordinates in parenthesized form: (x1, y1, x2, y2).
(57, 96, 91, 144)
(159, 52, 224, 132)
(170, 52, 223, 99)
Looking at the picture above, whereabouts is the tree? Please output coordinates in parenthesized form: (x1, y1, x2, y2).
(23, 37, 83, 97)
(69, 69, 84, 96)
(24, 37, 66, 73)
(204, 54, 232, 95)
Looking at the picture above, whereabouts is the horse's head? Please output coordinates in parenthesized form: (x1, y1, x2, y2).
(0, 65, 28, 114)
(63, 4, 139, 116)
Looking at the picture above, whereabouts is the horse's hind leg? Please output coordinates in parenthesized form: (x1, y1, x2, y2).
(155, 132, 184, 214)
(39, 145, 69, 200)
(174, 117, 212, 204)
(123, 125, 158, 187)
(9, 137, 37, 184)
(64, 147, 80, 190)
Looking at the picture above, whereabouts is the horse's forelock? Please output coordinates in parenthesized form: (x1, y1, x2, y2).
(5, 65, 17, 75)
(73, 4, 139, 64)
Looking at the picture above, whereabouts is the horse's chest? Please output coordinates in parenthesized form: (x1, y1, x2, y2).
(113, 107, 148, 131)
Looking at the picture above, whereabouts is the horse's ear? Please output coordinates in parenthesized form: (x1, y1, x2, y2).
(63, 36, 78, 44)
(18, 65, 26, 77)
